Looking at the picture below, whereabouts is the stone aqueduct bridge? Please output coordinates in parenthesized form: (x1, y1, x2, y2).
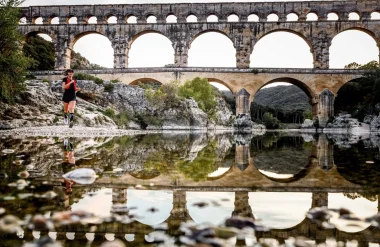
(19, 0, 380, 126)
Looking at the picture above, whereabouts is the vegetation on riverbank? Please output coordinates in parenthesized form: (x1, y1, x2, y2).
(335, 61, 380, 121)
(251, 85, 312, 127)
(0, 0, 31, 103)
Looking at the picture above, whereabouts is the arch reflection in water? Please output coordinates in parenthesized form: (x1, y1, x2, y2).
(329, 193, 377, 232)
(187, 192, 234, 225)
(249, 192, 312, 229)
(127, 189, 172, 226)
(71, 188, 113, 217)
(252, 135, 313, 182)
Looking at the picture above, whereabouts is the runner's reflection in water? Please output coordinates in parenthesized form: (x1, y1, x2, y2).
(61, 138, 76, 194)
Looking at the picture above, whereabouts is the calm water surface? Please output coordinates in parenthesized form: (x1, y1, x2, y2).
(0, 132, 380, 247)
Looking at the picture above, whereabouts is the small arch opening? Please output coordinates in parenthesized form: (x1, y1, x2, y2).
(166, 14, 177, 23)
(267, 13, 279, 22)
(227, 14, 239, 22)
(19, 17, 27, 24)
(187, 14, 198, 22)
(50, 16, 59, 24)
(87, 16, 97, 24)
(107, 16, 117, 24)
(348, 12, 360, 20)
(68, 16, 77, 24)
(248, 14, 259, 22)
(207, 14, 218, 22)
(286, 13, 298, 21)
(370, 11, 380, 20)
(147, 15, 157, 23)
(127, 15, 137, 24)
(306, 12, 318, 21)
(33, 17, 43, 25)
(327, 12, 339, 21)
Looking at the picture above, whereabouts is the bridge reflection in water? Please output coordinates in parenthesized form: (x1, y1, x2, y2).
(1, 132, 380, 246)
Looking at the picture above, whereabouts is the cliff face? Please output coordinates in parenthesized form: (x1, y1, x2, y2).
(0, 80, 234, 130)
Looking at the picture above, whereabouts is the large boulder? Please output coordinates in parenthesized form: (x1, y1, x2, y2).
(186, 99, 208, 129)
(214, 95, 234, 126)
(301, 119, 314, 128)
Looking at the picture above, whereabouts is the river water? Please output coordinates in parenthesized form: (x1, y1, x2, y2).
(0, 132, 380, 247)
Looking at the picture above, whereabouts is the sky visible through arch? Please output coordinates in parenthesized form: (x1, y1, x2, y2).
(23, 0, 380, 89)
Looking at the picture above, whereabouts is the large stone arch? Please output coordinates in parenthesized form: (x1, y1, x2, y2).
(329, 27, 380, 67)
(206, 78, 235, 93)
(187, 30, 236, 67)
(129, 78, 163, 86)
(249, 77, 318, 125)
(66, 30, 111, 69)
(252, 29, 315, 67)
(24, 30, 55, 42)
(188, 29, 235, 49)
(126, 30, 174, 67)
(252, 77, 316, 101)
(333, 76, 365, 95)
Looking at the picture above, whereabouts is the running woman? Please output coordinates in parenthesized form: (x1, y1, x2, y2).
(62, 69, 80, 128)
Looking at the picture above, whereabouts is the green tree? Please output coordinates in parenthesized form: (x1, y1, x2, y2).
(263, 112, 280, 129)
(178, 77, 217, 117)
(23, 35, 55, 70)
(0, 0, 31, 103)
(175, 141, 217, 181)
(336, 61, 380, 120)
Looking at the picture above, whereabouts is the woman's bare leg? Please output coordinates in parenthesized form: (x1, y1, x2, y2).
(63, 102, 69, 124)
(68, 101, 76, 113)
(68, 101, 76, 127)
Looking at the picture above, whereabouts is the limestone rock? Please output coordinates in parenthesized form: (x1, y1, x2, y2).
(326, 114, 360, 129)
(1, 80, 235, 130)
(369, 114, 380, 132)
(214, 95, 234, 126)
(302, 119, 314, 128)
(186, 99, 208, 129)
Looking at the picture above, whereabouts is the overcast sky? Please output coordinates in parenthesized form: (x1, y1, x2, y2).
(23, 0, 380, 89)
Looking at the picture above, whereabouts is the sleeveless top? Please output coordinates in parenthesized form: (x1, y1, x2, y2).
(62, 77, 77, 103)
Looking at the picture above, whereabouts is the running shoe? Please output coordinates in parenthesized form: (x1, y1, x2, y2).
(64, 116, 68, 125)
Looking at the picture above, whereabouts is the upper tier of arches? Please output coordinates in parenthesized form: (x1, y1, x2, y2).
(18, 1, 380, 25)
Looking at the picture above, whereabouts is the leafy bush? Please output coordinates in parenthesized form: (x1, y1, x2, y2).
(144, 81, 181, 108)
(139, 114, 163, 127)
(104, 83, 114, 93)
(75, 73, 104, 85)
(176, 141, 217, 181)
(110, 79, 121, 83)
(263, 112, 280, 129)
(53, 116, 59, 123)
(178, 77, 217, 118)
(100, 108, 132, 127)
(138, 81, 162, 90)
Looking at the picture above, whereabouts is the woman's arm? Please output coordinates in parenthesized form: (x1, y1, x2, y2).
(62, 79, 73, 90)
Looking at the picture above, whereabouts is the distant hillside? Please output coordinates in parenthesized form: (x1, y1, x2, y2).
(254, 85, 311, 112)
(71, 51, 106, 70)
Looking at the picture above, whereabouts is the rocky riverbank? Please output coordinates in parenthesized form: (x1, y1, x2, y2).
(0, 80, 235, 130)
(300, 114, 380, 133)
